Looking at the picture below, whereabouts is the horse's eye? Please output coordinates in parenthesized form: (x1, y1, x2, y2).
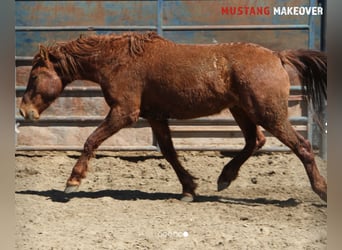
(31, 75, 38, 80)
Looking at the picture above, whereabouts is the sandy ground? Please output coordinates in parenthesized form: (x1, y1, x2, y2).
(15, 150, 327, 250)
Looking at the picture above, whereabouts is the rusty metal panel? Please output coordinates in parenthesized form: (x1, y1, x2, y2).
(16, 1, 157, 26)
(161, 0, 320, 49)
(160, 0, 320, 49)
(162, 0, 310, 25)
(15, 0, 322, 56)
(16, 1, 157, 56)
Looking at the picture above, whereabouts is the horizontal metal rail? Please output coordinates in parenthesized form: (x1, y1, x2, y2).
(15, 56, 33, 67)
(15, 85, 305, 97)
(16, 86, 103, 97)
(15, 145, 291, 152)
(15, 25, 158, 32)
(15, 24, 310, 32)
(162, 24, 310, 31)
(16, 116, 308, 127)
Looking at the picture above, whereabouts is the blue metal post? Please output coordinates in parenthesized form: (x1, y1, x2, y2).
(157, 0, 163, 36)
(308, 0, 316, 49)
(308, 0, 327, 159)
(307, 0, 315, 149)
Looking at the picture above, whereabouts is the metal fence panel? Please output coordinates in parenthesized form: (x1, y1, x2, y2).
(15, 0, 325, 154)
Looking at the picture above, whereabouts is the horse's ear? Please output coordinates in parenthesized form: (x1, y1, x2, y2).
(39, 44, 49, 61)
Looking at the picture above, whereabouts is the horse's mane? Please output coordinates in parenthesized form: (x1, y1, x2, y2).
(34, 32, 167, 79)
(60, 31, 165, 57)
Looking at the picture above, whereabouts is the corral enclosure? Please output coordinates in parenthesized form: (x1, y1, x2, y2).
(15, 1, 327, 249)
(15, 0, 326, 153)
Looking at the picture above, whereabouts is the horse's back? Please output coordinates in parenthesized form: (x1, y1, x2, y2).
(140, 41, 290, 120)
(140, 43, 236, 119)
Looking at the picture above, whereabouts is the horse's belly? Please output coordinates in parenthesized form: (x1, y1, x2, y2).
(141, 70, 238, 120)
(140, 94, 233, 120)
(140, 106, 226, 120)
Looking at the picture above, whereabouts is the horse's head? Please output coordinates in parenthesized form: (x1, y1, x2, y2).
(19, 45, 64, 121)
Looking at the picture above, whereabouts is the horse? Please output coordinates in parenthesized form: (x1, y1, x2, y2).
(19, 31, 327, 202)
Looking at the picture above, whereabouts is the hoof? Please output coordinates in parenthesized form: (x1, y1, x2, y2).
(180, 193, 195, 202)
(64, 185, 79, 194)
(319, 192, 327, 202)
(217, 181, 230, 192)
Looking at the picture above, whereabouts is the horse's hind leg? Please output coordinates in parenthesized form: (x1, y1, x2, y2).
(262, 119, 327, 202)
(217, 107, 265, 191)
(255, 126, 266, 151)
(148, 119, 197, 202)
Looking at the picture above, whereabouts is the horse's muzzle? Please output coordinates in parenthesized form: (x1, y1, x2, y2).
(19, 107, 40, 121)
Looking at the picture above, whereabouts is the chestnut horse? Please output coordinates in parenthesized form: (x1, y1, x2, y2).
(19, 32, 327, 202)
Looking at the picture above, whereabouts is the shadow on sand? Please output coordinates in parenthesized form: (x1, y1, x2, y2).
(15, 189, 312, 208)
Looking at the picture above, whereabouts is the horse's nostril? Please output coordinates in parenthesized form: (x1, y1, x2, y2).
(27, 109, 40, 121)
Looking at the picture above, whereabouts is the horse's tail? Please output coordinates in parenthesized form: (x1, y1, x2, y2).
(277, 49, 327, 112)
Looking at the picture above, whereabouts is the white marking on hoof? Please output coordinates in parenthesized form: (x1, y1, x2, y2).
(64, 185, 79, 194)
(181, 193, 194, 202)
(15, 122, 20, 134)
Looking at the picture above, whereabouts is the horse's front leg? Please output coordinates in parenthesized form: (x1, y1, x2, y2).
(64, 106, 139, 193)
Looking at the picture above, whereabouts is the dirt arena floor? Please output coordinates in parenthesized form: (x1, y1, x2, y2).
(15, 150, 327, 249)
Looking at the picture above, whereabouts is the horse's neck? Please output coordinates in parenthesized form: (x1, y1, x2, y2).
(62, 36, 135, 85)
(75, 50, 126, 84)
